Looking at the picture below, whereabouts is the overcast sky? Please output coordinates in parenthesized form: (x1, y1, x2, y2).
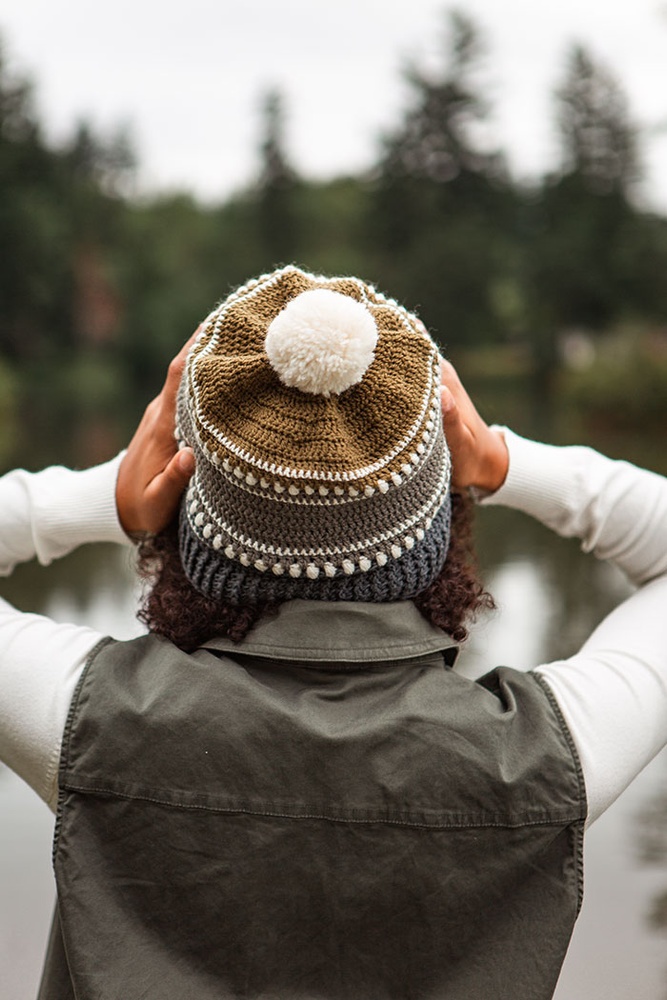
(2, 0, 667, 209)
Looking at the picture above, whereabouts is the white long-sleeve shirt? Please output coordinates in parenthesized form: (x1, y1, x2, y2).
(1, 432, 666, 824)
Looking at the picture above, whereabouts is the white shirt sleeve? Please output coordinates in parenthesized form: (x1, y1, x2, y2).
(483, 429, 667, 825)
(0, 455, 128, 810)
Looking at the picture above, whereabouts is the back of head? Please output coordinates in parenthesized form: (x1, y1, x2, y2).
(176, 265, 452, 607)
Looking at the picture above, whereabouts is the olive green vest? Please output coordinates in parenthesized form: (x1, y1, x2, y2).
(39, 601, 586, 1000)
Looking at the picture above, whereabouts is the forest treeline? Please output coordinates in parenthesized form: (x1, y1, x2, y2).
(2, 11, 667, 466)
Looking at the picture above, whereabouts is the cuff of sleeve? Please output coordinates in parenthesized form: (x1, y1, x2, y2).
(35, 453, 129, 563)
(478, 428, 585, 528)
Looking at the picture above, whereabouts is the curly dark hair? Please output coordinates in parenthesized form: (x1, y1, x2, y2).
(136, 491, 494, 652)
(412, 491, 495, 640)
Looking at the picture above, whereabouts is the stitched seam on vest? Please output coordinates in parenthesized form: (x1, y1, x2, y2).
(531, 672, 588, 815)
(52, 636, 117, 864)
(533, 671, 587, 912)
(60, 782, 584, 830)
(568, 822, 585, 917)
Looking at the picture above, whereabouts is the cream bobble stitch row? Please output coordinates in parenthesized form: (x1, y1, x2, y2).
(187, 487, 437, 580)
(194, 398, 441, 502)
(192, 384, 441, 485)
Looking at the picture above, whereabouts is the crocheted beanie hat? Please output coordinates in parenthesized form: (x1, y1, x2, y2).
(176, 265, 451, 606)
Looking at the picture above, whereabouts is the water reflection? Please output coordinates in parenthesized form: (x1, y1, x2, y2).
(471, 504, 632, 664)
(458, 556, 556, 678)
(1, 542, 143, 640)
(637, 784, 667, 929)
(0, 512, 666, 998)
(634, 762, 667, 996)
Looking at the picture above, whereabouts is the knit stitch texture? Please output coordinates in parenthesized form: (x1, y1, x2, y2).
(176, 265, 452, 605)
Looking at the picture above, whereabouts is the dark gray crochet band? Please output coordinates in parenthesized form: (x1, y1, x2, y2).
(179, 496, 451, 607)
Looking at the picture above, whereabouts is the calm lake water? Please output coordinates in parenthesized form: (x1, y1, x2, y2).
(1, 502, 666, 998)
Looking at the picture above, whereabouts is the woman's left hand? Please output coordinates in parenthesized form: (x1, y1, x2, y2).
(440, 359, 509, 493)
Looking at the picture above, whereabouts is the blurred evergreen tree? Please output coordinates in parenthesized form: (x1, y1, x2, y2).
(255, 88, 300, 266)
(0, 44, 72, 361)
(0, 43, 37, 144)
(0, 39, 136, 374)
(524, 43, 667, 377)
(380, 11, 500, 189)
(367, 9, 513, 350)
(557, 45, 638, 197)
(65, 120, 136, 198)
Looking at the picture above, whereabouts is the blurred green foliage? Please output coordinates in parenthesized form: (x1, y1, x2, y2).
(562, 330, 667, 430)
(0, 355, 17, 465)
(2, 12, 667, 469)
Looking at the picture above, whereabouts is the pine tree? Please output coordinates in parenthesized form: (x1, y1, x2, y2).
(526, 43, 646, 347)
(368, 10, 511, 349)
(557, 45, 638, 197)
(256, 88, 299, 266)
(0, 45, 69, 360)
(381, 10, 500, 189)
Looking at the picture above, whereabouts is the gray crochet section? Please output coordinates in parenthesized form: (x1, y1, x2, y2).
(179, 496, 452, 606)
(183, 430, 449, 573)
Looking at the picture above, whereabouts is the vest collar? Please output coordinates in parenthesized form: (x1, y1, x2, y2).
(201, 600, 458, 665)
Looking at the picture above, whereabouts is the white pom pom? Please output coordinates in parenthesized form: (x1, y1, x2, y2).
(265, 288, 378, 396)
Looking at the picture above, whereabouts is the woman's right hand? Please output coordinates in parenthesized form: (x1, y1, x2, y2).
(116, 330, 199, 537)
(439, 359, 509, 494)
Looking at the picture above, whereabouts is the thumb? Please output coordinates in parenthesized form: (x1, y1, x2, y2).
(175, 447, 196, 478)
(162, 447, 195, 493)
(440, 385, 461, 432)
(146, 448, 196, 532)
